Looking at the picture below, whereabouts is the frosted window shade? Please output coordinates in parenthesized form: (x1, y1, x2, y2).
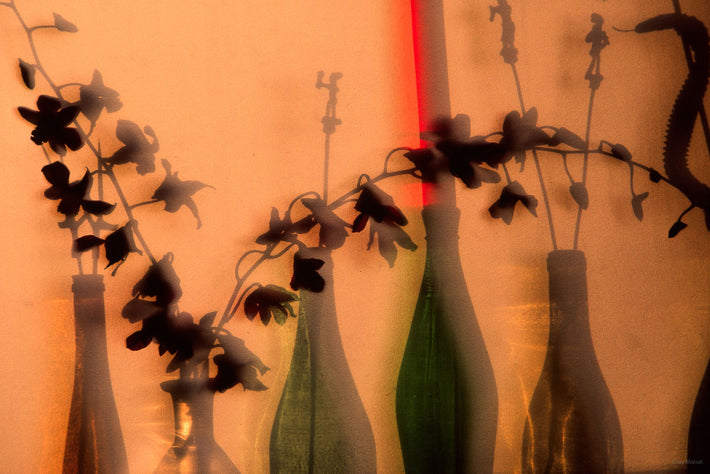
(1, 0, 709, 472)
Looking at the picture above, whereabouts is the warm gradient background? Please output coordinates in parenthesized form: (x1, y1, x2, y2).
(1, 0, 709, 472)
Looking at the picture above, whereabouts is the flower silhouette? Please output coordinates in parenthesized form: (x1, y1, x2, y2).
(255, 207, 316, 246)
(301, 197, 349, 249)
(104, 120, 159, 175)
(352, 183, 407, 232)
(290, 251, 325, 292)
(367, 218, 417, 267)
(151, 159, 213, 228)
(212, 333, 269, 392)
(488, 180, 538, 224)
(500, 107, 553, 166)
(41, 161, 115, 217)
(77, 70, 122, 124)
(244, 285, 298, 325)
(18, 95, 83, 155)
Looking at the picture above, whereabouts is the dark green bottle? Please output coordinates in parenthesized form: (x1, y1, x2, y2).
(396, 205, 498, 473)
(269, 247, 376, 473)
(688, 358, 710, 472)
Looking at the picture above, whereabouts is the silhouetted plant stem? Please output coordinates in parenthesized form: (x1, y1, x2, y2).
(509, 63, 558, 249)
(323, 134, 331, 204)
(573, 83, 598, 249)
(220, 160, 417, 328)
(8, 0, 157, 267)
(219, 244, 297, 327)
(511, 63, 526, 112)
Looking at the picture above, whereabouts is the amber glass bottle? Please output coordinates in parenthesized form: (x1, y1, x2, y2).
(63, 274, 128, 474)
(522, 250, 623, 473)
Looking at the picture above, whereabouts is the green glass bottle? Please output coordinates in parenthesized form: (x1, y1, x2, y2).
(269, 247, 376, 473)
(522, 250, 623, 473)
(396, 205, 498, 473)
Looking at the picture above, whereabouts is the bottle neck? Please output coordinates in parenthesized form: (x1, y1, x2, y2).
(162, 380, 216, 442)
(546, 250, 593, 345)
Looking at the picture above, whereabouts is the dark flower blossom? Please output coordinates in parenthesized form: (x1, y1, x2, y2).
(131, 253, 183, 306)
(244, 285, 297, 326)
(500, 107, 554, 166)
(73, 223, 141, 272)
(18, 95, 82, 155)
(290, 251, 325, 292)
(77, 70, 122, 123)
(213, 333, 269, 392)
(488, 181, 538, 224)
(353, 183, 407, 232)
(255, 207, 315, 245)
(104, 120, 159, 175)
(367, 218, 417, 267)
(41, 161, 115, 217)
(151, 159, 213, 228)
(446, 147, 502, 189)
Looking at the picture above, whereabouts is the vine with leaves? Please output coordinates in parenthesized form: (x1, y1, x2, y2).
(4, 0, 268, 393)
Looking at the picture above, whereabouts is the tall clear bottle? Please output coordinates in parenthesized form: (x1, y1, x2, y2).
(522, 250, 623, 473)
(395, 204, 498, 473)
(269, 247, 376, 473)
(63, 274, 129, 474)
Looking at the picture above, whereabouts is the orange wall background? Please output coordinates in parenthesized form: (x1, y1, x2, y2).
(0, 0, 709, 472)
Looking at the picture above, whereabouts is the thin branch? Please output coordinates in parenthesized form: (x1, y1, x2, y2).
(10, 2, 157, 265)
(509, 62, 557, 249)
(573, 85, 597, 249)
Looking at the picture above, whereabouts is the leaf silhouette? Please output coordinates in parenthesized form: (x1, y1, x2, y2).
(550, 127, 587, 150)
(649, 168, 663, 183)
(199, 311, 217, 328)
(19, 58, 35, 89)
(81, 199, 116, 216)
(569, 182, 589, 209)
(668, 221, 687, 238)
(152, 159, 212, 229)
(631, 192, 649, 221)
(104, 224, 140, 268)
(610, 143, 632, 162)
(126, 330, 152, 351)
(53, 13, 78, 32)
(74, 234, 104, 252)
